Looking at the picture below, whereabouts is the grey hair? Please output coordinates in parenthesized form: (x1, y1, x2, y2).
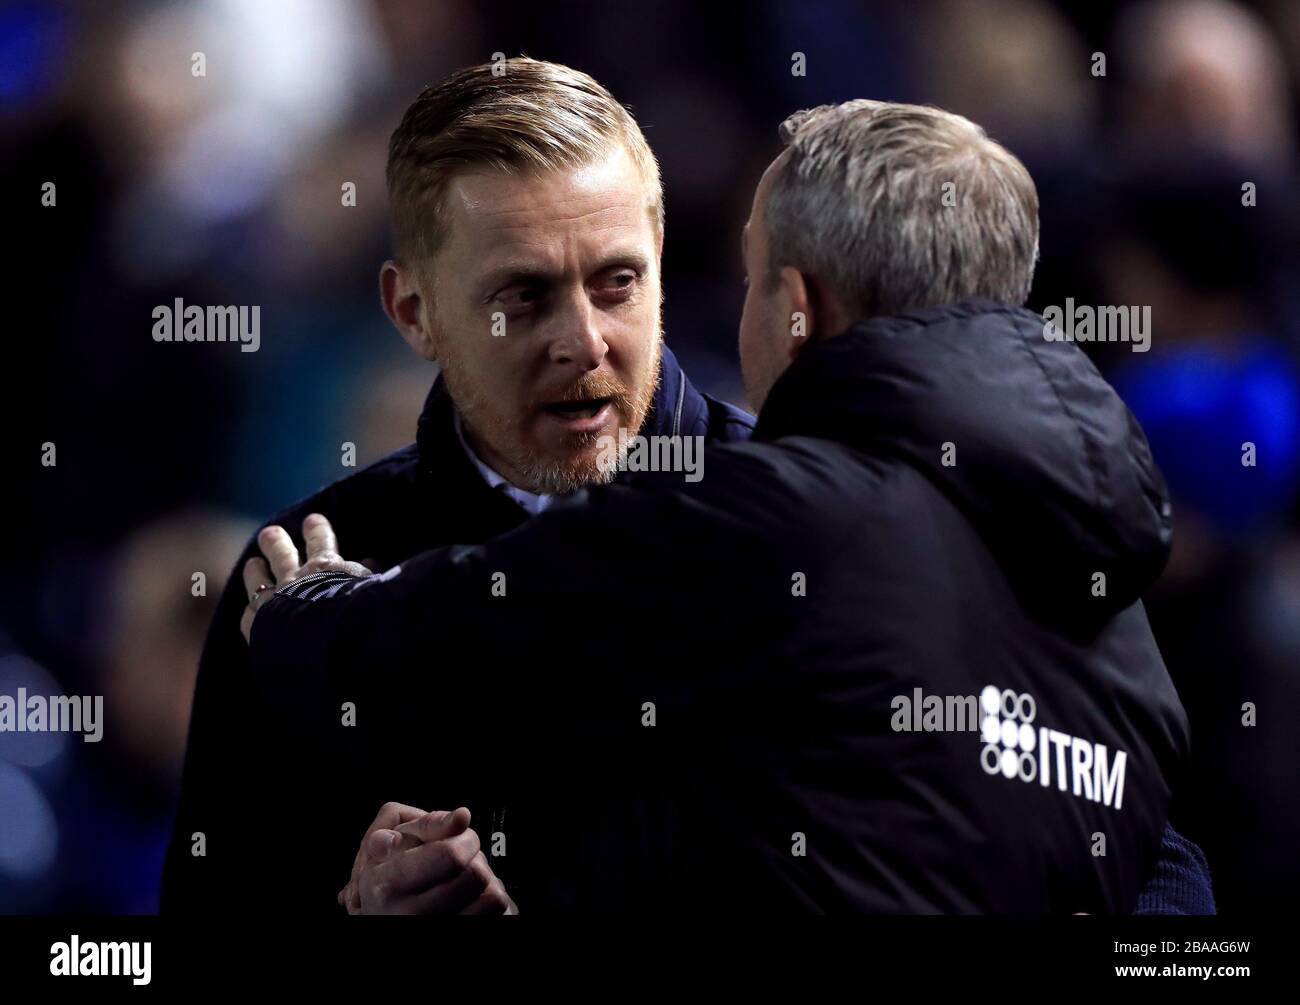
(764, 100, 1039, 320)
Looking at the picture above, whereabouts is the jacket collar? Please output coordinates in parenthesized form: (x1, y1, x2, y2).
(752, 297, 1174, 620)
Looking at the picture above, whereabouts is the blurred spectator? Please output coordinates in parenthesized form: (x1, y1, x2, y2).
(1097, 158, 1300, 912)
(1114, 0, 1294, 166)
(102, 510, 253, 782)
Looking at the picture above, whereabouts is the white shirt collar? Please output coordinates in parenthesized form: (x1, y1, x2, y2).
(452, 410, 555, 515)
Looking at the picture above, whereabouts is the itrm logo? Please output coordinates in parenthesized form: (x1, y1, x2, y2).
(49, 936, 151, 985)
(978, 685, 1128, 809)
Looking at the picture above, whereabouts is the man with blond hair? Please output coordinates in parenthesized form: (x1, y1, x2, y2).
(161, 57, 752, 913)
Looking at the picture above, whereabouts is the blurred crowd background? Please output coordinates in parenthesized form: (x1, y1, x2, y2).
(5, 0, 1299, 913)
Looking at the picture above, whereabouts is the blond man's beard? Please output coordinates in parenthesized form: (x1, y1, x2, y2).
(439, 338, 662, 495)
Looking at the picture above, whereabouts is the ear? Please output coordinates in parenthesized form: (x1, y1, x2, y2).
(380, 260, 438, 361)
(787, 269, 856, 352)
(778, 266, 814, 361)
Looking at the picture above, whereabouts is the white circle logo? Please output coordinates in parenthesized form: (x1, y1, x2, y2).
(980, 685, 1040, 788)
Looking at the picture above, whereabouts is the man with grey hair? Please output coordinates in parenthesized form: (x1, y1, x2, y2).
(738, 100, 1041, 407)
(762, 100, 1039, 316)
(245, 99, 1207, 913)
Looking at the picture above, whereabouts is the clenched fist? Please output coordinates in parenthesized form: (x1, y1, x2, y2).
(339, 802, 517, 916)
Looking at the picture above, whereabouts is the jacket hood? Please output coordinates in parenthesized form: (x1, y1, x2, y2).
(754, 299, 1173, 623)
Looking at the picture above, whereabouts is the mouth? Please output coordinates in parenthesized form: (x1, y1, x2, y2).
(538, 397, 615, 433)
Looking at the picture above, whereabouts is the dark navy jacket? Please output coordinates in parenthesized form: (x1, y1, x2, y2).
(245, 302, 1213, 913)
(160, 344, 752, 912)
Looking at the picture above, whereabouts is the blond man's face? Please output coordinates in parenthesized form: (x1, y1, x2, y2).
(423, 148, 663, 494)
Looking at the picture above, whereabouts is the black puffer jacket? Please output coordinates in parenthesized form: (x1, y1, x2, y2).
(160, 345, 752, 912)
(253, 299, 1193, 912)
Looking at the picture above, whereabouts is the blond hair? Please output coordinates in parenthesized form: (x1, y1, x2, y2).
(386, 57, 662, 265)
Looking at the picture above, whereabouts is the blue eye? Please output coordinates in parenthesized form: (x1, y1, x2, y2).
(497, 285, 544, 309)
(604, 272, 636, 289)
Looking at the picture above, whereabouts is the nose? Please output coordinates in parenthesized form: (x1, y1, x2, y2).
(546, 294, 608, 372)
